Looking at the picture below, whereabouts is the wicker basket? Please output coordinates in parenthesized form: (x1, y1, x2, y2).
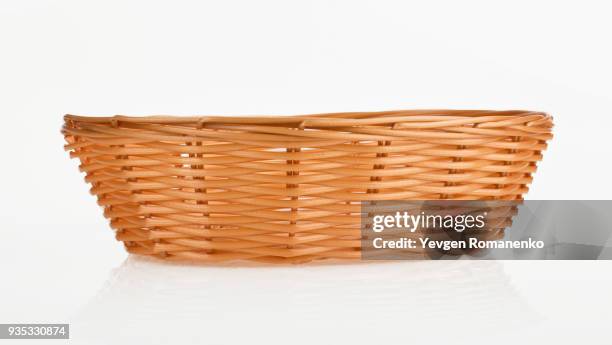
(63, 110, 553, 263)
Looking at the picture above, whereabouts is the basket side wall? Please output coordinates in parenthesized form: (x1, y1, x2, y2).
(62, 112, 553, 263)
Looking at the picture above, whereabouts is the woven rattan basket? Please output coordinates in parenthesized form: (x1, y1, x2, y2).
(63, 110, 553, 263)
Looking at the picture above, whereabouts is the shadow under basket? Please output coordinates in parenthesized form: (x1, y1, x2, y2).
(62, 109, 553, 263)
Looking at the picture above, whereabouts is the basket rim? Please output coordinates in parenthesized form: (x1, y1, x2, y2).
(64, 109, 551, 126)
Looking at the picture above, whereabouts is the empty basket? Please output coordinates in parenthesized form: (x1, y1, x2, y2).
(62, 109, 553, 263)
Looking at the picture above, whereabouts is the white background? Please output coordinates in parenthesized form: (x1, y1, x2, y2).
(1, 0, 611, 344)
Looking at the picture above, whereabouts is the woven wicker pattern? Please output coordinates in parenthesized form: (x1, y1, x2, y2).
(63, 110, 553, 263)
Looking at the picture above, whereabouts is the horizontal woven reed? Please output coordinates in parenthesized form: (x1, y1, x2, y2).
(62, 109, 553, 263)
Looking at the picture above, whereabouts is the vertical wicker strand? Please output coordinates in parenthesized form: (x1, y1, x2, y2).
(511, 135, 521, 200)
(195, 120, 211, 255)
(364, 139, 390, 255)
(444, 145, 464, 199)
(495, 134, 520, 201)
(111, 119, 129, 248)
(442, 122, 474, 199)
(367, 140, 390, 194)
(349, 140, 359, 250)
(286, 129, 301, 254)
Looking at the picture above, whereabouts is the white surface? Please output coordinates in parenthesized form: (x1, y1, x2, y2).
(1, 0, 611, 344)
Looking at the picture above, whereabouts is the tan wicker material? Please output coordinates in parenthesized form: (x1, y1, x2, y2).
(62, 110, 553, 263)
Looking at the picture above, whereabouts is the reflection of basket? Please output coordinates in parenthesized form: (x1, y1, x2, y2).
(72, 257, 535, 343)
(62, 110, 553, 263)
